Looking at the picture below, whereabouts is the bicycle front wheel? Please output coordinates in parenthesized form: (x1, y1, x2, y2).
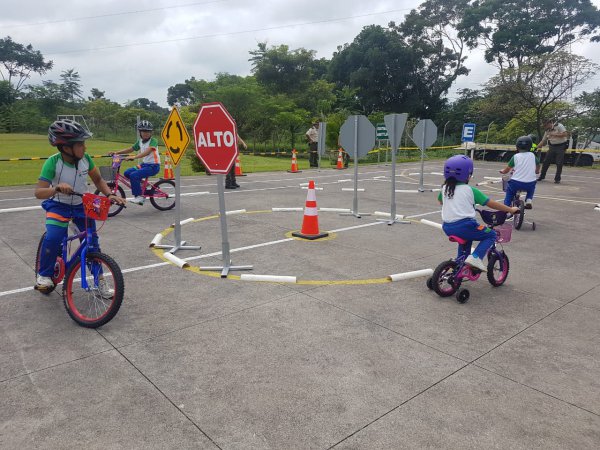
(487, 251, 510, 286)
(149, 179, 176, 211)
(63, 252, 124, 328)
(513, 199, 525, 230)
(95, 182, 126, 217)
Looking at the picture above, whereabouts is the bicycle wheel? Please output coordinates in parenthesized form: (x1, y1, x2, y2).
(432, 260, 460, 297)
(95, 182, 126, 217)
(149, 179, 176, 211)
(512, 198, 525, 230)
(487, 251, 510, 286)
(63, 251, 124, 328)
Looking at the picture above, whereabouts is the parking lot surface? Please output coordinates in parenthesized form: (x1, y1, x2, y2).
(1, 161, 599, 449)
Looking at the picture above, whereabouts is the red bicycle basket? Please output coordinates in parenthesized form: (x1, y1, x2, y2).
(82, 193, 110, 221)
(495, 224, 512, 243)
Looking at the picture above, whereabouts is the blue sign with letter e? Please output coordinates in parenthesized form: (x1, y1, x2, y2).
(462, 123, 476, 142)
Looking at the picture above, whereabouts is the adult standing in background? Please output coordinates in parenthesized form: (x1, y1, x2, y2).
(225, 135, 247, 189)
(537, 118, 569, 184)
(305, 121, 319, 168)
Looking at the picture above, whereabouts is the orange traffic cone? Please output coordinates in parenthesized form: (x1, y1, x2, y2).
(335, 148, 346, 170)
(287, 149, 302, 173)
(234, 155, 246, 176)
(163, 152, 174, 179)
(292, 180, 329, 240)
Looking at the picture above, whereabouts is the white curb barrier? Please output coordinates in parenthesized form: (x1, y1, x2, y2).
(320, 207, 352, 213)
(272, 207, 303, 212)
(225, 209, 246, 215)
(342, 188, 365, 192)
(484, 176, 502, 180)
(240, 274, 297, 283)
(149, 233, 163, 247)
(387, 268, 433, 281)
(302, 186, 323, 190)
(374, 211, 405, 219)
(420, 219, 443, 230)
(163, 251, 189, 268)
(181, 191, 210, 197)
(170, 217, 194, 228)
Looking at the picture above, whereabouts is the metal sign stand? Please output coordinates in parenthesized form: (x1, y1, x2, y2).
(343, 117, 370, 218)
(198, 174, 252, 278)
(412, 119, 438, 193)
(154, 163, 201, 254)
(378, 113, 410, 225)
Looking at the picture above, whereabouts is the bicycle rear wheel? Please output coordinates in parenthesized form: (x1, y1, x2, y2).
(95, 182, 126, 217)
(63, 251, 124, 328)
(149, 179, 176, 211)
(432, 260, 460, 297)
(513, 198, 525, 230)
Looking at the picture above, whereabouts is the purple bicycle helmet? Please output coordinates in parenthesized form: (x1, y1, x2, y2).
(443, 155, 473, 183)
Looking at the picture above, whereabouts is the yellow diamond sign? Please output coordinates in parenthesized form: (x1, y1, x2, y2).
(161, 107, 190, 167)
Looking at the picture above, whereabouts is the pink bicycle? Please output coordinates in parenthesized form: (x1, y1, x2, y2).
(95, 155, 176, 217)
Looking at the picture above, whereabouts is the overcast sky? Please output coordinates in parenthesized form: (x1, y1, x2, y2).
(3, 0, 600, 107)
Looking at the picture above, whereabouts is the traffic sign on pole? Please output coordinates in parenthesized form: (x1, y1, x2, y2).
(413, 119, 437, 150)
(339, 115, 376, 159)
(376, 123, 389, 140)
(462, 123, 476, 142)
(161, 107, 190, 167)
(193, 102, 238, 174)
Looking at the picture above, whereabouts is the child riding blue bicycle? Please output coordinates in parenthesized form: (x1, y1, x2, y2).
(499, 135, 540, 209)
(34, 119, 126, 293)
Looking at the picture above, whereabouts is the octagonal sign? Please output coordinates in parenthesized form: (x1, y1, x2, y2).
(193, 102, 238, 174)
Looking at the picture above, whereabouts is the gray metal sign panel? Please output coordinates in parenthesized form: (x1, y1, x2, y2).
(413, 119, 437, 150)
(339, 115, 376, 158)
(384, 113, 408, 150)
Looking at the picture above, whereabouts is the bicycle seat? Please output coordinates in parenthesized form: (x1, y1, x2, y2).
(448, 235, 467, 245)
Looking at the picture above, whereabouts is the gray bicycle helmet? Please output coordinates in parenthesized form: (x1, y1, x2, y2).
(137, 120, 154, 131)
(515, 135, 533, 151)
(48, 119, 92, 147)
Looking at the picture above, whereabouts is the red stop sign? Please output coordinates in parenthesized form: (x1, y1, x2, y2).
(193, 102, 238, 174)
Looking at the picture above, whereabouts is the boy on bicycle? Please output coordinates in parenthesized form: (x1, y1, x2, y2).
(34, 119, 125, 292)
(110, 120, 161, 205)
(500, 135, 540, 209)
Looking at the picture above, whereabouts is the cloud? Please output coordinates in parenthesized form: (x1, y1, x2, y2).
(4, 0, 600, 107)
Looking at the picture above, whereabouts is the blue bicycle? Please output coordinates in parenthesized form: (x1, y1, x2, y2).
(35, 193, 125, 328)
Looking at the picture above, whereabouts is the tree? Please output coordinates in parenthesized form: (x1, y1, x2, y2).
(88, 88, 105, 101)
(167, 78, 197, 106)
(0, 36, 53, 101)
(60, 69, 83, 103)
(249, 43, 320, 97)
(459, 0, 600, 72)
(126, 97, 167, 114)
(394, 0, 471, 116)
(574, 89, 600, 145)
(483, 52, 598, 136)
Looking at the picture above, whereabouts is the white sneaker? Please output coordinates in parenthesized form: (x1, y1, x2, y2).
(36, 275, 54, 288)
(128, 196, 145, 205)
(465, 255, 487, 272)
(525, 199, 532, 209)
(97, 279, 114, 298)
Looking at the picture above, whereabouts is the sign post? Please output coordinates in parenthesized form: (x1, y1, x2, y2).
(381, 113, 410, 225)
(339, 115, 375, 218)
(462, 123, 476, 159)
(193, 102, 252, 278)
(412, 119, 438, 192)
(317, 121, 327, 171)
(156, 106, 200, 254)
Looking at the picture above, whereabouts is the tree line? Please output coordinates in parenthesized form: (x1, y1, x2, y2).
(2, 0, 600, 150)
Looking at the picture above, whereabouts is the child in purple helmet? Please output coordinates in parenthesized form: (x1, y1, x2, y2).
(438, 155, 519, 272)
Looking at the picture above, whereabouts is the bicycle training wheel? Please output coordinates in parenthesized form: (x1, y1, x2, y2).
(149, 179, 176, 211)
(513, 199, 525, 230)
(487, 251, 510, 286)
(432, 260, 460, 297)
(95, 182, 126, 217)
(63, 251, 124, 328)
